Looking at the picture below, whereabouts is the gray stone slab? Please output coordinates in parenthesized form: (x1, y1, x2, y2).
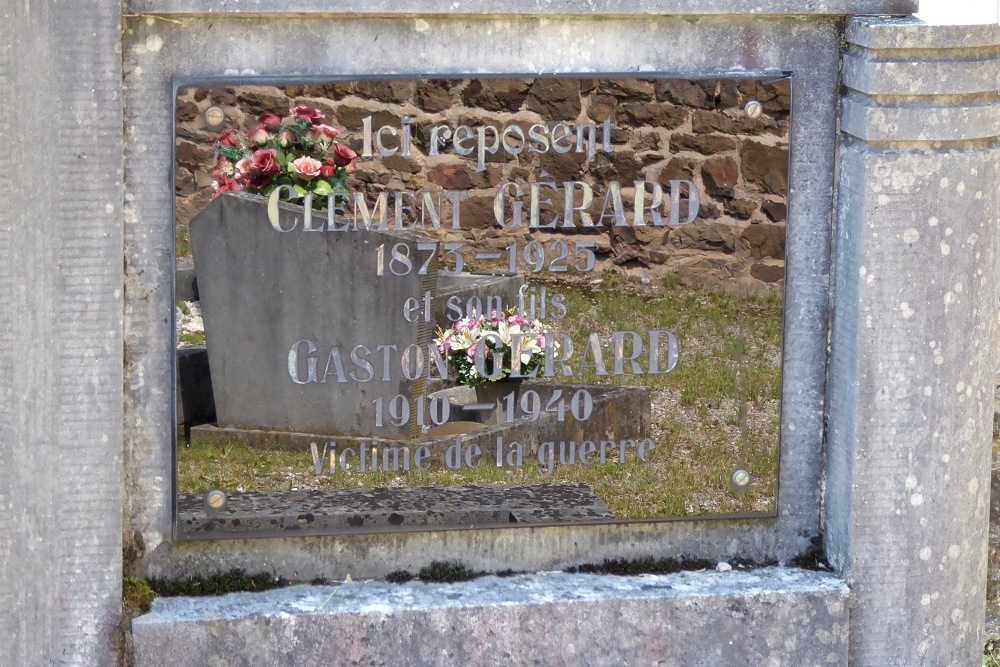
(132, 567, 849, 667)
(132, 0, 915, 15)
(191, 192, 432, 438)
(841, 97, 1000, 142)
(843, 52, 1000, 96)
(847, 16, 1000, 49)
(175, 259, 198, 301)
(433, 273, 524, 325)
(126, 13, 838, 576)
(178, 484, 614, 537)
(0, 3, 124, 667)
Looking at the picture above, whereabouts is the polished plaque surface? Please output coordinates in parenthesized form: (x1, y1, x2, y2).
(172, 75, 790, 538)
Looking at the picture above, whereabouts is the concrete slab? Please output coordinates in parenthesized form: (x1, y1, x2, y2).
(132, 567, 849, 667)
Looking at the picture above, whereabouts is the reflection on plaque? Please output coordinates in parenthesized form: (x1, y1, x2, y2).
(173, 76, 790, 538)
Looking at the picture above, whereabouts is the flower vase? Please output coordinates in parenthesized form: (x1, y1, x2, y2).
(474, 378, 525, 425)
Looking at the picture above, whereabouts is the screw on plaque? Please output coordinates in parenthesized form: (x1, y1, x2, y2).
(204, 489, 227, 512)
(744, 100, 763, 120)
(204, 105, 226, 131)
(730, 469, 752, 495)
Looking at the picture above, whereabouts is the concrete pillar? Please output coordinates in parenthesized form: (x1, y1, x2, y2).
(826, 18, 1000, 664)
(0, 3, 124, 666)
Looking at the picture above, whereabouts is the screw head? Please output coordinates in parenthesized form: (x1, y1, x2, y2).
(744, 100, 763, 120)
(204, 105, 226, 130)
(204, 489, 227, 511)
(730, 469, 752, 495)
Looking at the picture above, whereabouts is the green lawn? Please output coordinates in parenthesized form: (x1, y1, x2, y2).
(178, 270, 783, 519)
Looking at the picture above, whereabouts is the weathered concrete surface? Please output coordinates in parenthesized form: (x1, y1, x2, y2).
(133, 567, 849, 667)
(827, 17, 1000, 666)
(125, 13, 838, 579)
(130, 0, 916, 16)
(0, 2, 124, 666)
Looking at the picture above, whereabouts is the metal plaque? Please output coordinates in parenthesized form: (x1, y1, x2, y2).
(172, 75, 791, 539)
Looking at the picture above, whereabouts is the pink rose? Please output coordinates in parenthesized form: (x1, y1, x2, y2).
(250, 149, 280, 175)
(278, 128, 297, 148)
(235, 157, 253, 175)
(257, 112, 282, 130)
(289, 105, 325, 125)
(332, 143, 358, 168)
(291, 156, 323, 180)
(248, 124, 270, 145)
(308, 124, 340, 143)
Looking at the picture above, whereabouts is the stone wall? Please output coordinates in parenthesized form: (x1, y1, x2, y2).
(174, 77, 790, 296)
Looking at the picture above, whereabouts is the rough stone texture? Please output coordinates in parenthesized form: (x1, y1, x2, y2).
(129, 0, 916, 15)
(132, 568, 850, 667)
(172, 75, 790, 294)
(0, 3, 123, 666)
(178, 484, 615, 537)
(125, 15, 838, 580)
(826, 17, 1000, 666)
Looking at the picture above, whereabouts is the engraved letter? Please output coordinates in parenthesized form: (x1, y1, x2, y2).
(287, 339, 318, 384)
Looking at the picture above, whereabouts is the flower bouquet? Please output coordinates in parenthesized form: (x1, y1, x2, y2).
(434, 310, 556, 388)
(210, 105, 358, 207)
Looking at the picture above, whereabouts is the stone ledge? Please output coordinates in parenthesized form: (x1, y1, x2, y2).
(848, 17, 1000, 49)
(130, 0, 916, 17)
(132, 567, 849, 666)
(843, 53, 1000, 96)
(841, 96, 1000, 142)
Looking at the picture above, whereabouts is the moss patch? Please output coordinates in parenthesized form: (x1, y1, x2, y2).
(147, 569, 288, 597)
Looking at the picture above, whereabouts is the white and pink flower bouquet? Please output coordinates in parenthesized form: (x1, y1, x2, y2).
(434, 311, 556, 387)
(211, 105, 358, 206)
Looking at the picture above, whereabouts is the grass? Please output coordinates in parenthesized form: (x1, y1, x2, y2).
(177, 272, 782, 519)
(179, 332, 205, 345)
(986, 639, 999, 666)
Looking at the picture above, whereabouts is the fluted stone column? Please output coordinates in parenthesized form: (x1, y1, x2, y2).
(826, 17, 1000, 665)
(0, 2, 124, 666)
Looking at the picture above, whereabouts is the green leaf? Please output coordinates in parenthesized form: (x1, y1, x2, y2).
(312, 180, 334, 197)
(292, 185, 307, 199)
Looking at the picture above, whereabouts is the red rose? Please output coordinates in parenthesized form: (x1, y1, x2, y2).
(250, 149, 280, 175)
(211, 175, 242, 199)
(331, 143, 358, 168)
(211, 156, 232, 178)
(216, 130, 238, 147)
(319, 163, 337, 179)
(257, 112, 282, 130)
(289, 105, 325, 125)
(245, 171, 274, 190)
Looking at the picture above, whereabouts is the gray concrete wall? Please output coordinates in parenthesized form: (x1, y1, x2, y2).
(826, 17, 1000, 665)
(0, 2, 124, 666)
